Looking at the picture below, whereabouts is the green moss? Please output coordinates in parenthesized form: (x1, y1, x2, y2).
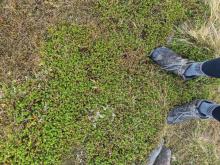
(0, 0, 217, 164)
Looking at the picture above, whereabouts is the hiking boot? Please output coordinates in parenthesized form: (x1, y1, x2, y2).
(154, 146, 171, 165)
(148, 139, 171, 165)
(167, 100, 213, 124)
(150, 47, 196, 80)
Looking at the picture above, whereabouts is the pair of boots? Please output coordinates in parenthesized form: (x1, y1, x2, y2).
(150, 47, 220, 124)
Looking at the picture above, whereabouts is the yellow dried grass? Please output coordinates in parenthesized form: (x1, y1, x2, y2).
(182, 0, 220, 56)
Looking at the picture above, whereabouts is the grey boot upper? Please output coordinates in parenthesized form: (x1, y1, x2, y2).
(150, 47, 196, 80)
(167, 100, 213, 125)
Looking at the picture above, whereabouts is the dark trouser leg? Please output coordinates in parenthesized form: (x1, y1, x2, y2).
(202, 57, 220, 78)
(212, 106, 220, 122)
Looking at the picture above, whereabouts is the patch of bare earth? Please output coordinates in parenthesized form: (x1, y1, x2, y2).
(120, 49, 145, 73)
(0, 0, 95, 83)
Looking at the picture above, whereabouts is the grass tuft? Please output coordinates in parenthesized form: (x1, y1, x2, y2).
(165, 1, 220, 164)
(181, 0, 220, 56)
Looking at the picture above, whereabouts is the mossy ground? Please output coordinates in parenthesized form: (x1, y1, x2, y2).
(0, 0, 219, 164)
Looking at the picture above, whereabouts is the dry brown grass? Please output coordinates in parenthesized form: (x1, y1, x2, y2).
(0, 0, 95, 83)
(164, 120, 220, 165)
(164, 1, 220, 164)
(181, 0, 220, 57)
